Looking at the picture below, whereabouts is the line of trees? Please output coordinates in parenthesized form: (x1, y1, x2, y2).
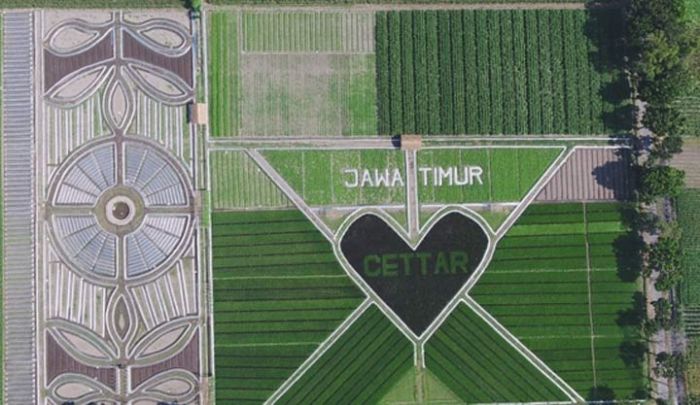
(626, 0, 699, 397)
(627, 0, 697, 292)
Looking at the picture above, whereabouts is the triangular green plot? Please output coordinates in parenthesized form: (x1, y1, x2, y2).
(422, 368, 464, 404)
(378, 367, 416, 404)
(425, 303, 570, 403)
(416, 147, 563, 205)
(379, 367, 463, 405)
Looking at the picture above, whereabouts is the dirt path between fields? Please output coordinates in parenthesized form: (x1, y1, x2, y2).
(206, 2, 624, 12)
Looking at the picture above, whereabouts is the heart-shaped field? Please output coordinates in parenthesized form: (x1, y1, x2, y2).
(340, 212, 490, 337)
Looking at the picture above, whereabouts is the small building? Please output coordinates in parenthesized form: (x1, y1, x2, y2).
(189, 103, 208, 125)
(400, 134, 422, 151)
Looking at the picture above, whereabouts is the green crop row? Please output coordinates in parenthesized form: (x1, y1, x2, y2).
(426, 304, 568, 403)
(469, 202, 645, 399)
(277, 305, 413, 404)
(678, 189, 700, 305)
(376, 9, 625, 136)
(212, 209, 364, 403)
(208, 12, 240, 138)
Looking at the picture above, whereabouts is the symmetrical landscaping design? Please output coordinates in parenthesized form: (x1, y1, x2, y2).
(0, 3, 656, 404)
(209, 144, 644, 403)
(35, 11, 204, 404)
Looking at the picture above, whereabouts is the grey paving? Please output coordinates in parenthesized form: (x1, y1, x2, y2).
(2, 11, 36, 404)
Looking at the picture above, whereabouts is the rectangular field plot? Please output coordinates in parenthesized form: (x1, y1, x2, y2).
(470, 202, 645, 400)
(263, 149, 406, 207)
(240, 54, 376, 136)
(425, 303, 569, 403)
(208, 11, 240, 138)
(417, 147, 561, 204)
(376, 9, 626, 135)
(277, 305, 413, 404)
(242, 11, 374, 53)
(208, 10, 377, 137)
(679, 189, 700, 304)
(212, 210, 365, 402)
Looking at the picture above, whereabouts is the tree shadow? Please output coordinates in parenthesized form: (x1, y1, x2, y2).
(591, 156, 633, 202)
(619, 339, 647, 369)
(617, 291, 646, 328)
(584, 7, 635, 135)
(588, 385, 617, 403)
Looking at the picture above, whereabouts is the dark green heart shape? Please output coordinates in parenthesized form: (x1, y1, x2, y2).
(340, 212, 489, 336)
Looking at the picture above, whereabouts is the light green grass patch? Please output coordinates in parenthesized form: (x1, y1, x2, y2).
(380, 367, 462, 404)
(417, 148, 561, 204)
(263, 149, 406, 207)
(208, 11, 240, 138)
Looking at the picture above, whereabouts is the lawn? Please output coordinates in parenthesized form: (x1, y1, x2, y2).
(417, 147, 562, 204)
(376, 9, 626, 135)
(212, 210, 365, 403)
(209, 10, 377, 137)
(469, 202, 646, 400)
(263, 149, 406, 207)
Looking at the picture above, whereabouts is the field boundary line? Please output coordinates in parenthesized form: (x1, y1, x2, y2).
(207, 137, 629, 149)
(213, 274, 350, 280)
(247, 149, 335, 243)
(207, 3, 612, 12)
(582, 202, 598, 388)
(265, 299, 372, 405)
(218, 342, 319, 348)
(463, 296, 585, 403)
(405, 149, 419, 239)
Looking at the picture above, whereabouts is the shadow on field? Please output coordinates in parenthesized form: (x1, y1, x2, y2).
(619, 339, 647, 368)
(613, 205, 645, 282)
(584, 7, 637, 135)
(588, 386, 616, 403)
(616, 291, 646, 328)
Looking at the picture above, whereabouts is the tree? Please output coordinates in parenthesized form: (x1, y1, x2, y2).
(644, 104, 685, 137)
(651, 298, 678, 329)
(654, 352, 685, 378)
(639, 166, 686, 202)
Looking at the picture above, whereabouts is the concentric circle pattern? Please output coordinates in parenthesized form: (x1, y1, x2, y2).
(48, 137, 193, 280)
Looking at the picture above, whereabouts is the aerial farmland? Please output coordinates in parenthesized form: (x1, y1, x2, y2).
(0, 0, 697, 404)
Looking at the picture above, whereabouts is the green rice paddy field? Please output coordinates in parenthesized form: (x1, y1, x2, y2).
(210, 202, 646, 403)
(470, 202, 646, 401)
